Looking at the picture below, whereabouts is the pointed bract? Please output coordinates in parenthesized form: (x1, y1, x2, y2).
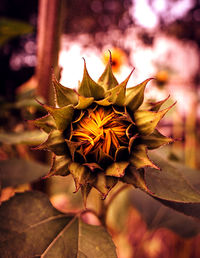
(106, 161, 129, 177)
(148, 95, 170, 111)
(75, 95, 94, 109)
(32, 114, 56, 133)
(45, 155, 71, 177)
(98, 54, 118, 90)
(68, 162, 92, 192)
(134, 103, 176, 136)
(130, 145, 159, 170)
(78, 60, 105, 100)
(35, 130, 67, 156)
(52, 74, 78, 107)
(105, 70, 133, 106)
(44, 104, 74, 131)
(125, 78, 152, 111)
(141, 129, 174, 149)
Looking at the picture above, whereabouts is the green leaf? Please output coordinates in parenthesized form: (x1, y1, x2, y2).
(78, 60, 105, 100)
(52, 74, 78, 107)
(0, 18, 33, 46)
(0, 159, 49, 188)
(125, 78, 152, 111)
(97, 58, 118, 90)
(105, 70, 133, 106)
(0, 130, 47, 145)
(144, 151, 200, 219)
(32, 114, 57, 133)
(141, 129, 174, 149)
(134, 103, 175, 135)
(131, 189, 200, 238)
(130, 145, 159, 170)
(0, 191, 117, 257)
(35, 130, 68, 156)
(44, 104, 74, 131)
(106, 161, 129, 177)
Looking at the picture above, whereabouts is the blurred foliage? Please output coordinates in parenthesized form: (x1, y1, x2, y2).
(0, 17, 33, 46)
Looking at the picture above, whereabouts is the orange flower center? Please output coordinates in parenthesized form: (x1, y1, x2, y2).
(72, 107, 129, 156)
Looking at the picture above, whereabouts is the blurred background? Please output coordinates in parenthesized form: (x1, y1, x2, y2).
(0, 0, 200, 257)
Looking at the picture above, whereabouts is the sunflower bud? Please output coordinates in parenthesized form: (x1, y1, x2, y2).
(33, 54, 174, 200)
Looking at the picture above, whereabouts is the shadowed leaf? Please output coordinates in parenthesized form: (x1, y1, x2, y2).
(131, 189, 200, 238)
(0, 160, 50, 188)
(0, 191, 117, 257)
(144, 151, 200, 219)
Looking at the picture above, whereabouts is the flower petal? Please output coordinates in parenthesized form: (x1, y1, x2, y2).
(125, 78, 152, 111)
(78, 59, 105, 100)
(52, 73, 78, 107)
(130, 145, 160, 170)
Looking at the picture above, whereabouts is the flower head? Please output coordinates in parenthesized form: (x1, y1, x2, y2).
(33, 54, 174, 201)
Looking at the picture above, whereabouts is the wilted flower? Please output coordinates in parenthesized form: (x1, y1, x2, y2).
(33, 54, 174, 201)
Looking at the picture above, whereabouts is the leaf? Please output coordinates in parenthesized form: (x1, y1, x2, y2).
(97, 57, 118, 90)
(52, 74, 78, 107)
(125, 78, 152, 111)
(141, 129, 174, 149)
(134, 103, 175, 135)
(78, 60, 105, 100)
(44, 104, 74, 131)
(0, 18, 33, 46)
(0, 159, 50, 188)
(144, 151, 200, 219)
(0, 130, 48, 145)
(131, 189, 200, 238)
(0, 191, 117, 258)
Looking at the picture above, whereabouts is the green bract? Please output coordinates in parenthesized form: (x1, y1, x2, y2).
(33, 55, 174, 201)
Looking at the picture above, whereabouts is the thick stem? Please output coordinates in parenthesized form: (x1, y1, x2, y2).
(36, 0, 64, 103)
